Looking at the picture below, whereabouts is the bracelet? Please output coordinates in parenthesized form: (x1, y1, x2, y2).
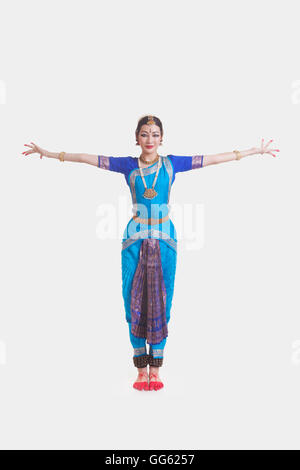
(233, 150, 242, 160)
(58, 151, 65, 162)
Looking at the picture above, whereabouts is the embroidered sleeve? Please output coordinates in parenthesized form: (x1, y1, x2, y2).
(168, 155, 204, 174)
(191, 155, 204, 169)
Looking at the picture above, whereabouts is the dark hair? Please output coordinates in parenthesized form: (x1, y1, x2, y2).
(135, 115, 163, 144)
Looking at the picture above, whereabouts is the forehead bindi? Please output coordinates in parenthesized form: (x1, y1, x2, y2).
(140, 125, 160, 134)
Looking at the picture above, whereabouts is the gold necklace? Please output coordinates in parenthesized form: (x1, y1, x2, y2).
(138, 155, 161, 199)
(139, 153, 159, 165)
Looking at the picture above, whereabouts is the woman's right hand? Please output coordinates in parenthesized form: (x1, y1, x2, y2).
(22, 142, 48, 159)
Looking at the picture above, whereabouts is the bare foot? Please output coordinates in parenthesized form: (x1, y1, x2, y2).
(133, 367, 149, 391)
(149, 367, 164, 391)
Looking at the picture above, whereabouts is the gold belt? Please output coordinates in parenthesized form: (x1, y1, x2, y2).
(132, 214, 169, 225)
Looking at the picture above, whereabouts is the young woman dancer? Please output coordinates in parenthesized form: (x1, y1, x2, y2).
(22, 115, 279, 391)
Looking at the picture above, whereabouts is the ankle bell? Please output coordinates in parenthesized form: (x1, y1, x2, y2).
(133, 354, 148, 368)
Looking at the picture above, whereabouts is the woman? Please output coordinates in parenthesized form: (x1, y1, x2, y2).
(22, 115, 280, 392)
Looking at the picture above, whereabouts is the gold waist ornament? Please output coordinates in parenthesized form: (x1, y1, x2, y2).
(132, 214, 169, 225)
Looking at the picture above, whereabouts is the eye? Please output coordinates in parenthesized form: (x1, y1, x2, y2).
(141, 134, 160, 137)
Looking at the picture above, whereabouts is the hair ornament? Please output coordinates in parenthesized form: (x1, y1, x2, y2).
(147, 116, 155, 126)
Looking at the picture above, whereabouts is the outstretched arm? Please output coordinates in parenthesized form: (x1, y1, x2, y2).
(22, 143, 133, 179)
(202, 138, 280, 167)
(46, 152, 99, 165)
(22, 142, 99, 165)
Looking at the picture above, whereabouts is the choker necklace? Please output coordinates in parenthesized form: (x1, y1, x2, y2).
(139, 153, 159, 165)
(138, 155, 161, 199)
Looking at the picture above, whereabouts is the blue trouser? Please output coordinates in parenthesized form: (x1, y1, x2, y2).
(129, 324, 166, 367)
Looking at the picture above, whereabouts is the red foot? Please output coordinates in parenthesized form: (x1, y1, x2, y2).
(133, 381, 149, 391)
(149, 374, 164, 391)
(133, 372, 149, 391)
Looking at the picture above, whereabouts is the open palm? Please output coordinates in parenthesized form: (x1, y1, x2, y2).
(22, 142, 46, 159)
(257, 138, 280, 158)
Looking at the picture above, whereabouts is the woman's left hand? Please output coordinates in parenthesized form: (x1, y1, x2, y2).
(253, 139, 280, 158)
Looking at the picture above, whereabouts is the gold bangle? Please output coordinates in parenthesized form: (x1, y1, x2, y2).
(233, 149, 242, 160)
(58, 151, 65, 162)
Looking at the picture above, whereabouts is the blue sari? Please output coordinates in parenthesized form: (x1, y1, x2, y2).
(98, 154, 204, 349)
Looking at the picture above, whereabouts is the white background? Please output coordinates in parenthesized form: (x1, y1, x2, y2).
(1, 0, 299, 450)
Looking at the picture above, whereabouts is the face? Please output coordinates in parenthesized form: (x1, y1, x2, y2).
(137, 124, 162, 154)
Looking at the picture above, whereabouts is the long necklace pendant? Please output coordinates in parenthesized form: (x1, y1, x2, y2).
(143, 188, 158, 199)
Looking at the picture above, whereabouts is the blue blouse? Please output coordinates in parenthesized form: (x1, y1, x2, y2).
(97, 154, 204, 252)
